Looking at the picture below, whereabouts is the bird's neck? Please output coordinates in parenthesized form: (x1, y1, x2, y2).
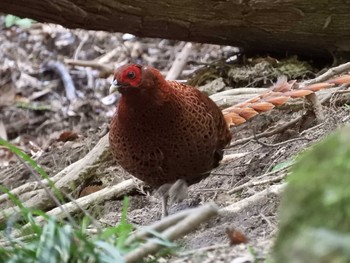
(117, 86, 170, 122)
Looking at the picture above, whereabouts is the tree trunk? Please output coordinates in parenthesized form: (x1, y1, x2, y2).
(1, 0, 350, 59)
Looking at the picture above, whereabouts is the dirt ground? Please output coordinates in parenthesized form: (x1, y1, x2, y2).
(1, 17, 349, 262)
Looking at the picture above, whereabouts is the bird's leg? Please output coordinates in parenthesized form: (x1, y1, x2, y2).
(156, 179, 188, 218)
(161, 194, 169, 218)
(156, 183, 171, 218)
(168, 179, 188, 205)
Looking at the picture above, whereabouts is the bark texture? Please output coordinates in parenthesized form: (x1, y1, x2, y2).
(1, 1, 350, 58)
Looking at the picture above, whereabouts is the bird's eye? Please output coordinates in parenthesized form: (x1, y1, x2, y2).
(127, 71, 136, 79)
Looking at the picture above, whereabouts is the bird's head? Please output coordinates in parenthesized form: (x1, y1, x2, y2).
(110, 64, 143, 94)
(110, 64, 167, 96)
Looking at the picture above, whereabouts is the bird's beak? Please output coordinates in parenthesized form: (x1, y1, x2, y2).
(109, 79, 120, 94)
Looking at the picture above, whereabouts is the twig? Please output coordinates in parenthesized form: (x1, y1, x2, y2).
(0, 233, 37, 247)
(228, 117, 302, 148)
(220, 183, 286, 215)
(300, 122, 324, 136)
(97, 48, 120, 64)
(46, 179, 137, 220)
(166, 42, 193, 80)
(303, 62, 350, 85)
(74, 33, 89, 60)
(253, 135, 311, 148)
(10, 179, 137, 238)
(221, 152, 250, 164)
(259, 212, 275, 230)
(264, 146, 287, 174)
(125, 205, 204, 246)
(305, 93, 324, 121)
(210, 87, 268, 98)
(228, 173, 289, 194)
(43, 61, 77, 102)
(65, 59, 114, 75)
(124, 203, 218, 263)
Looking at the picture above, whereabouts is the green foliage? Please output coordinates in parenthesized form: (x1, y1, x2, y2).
(273, 124, 350, 263)
(0, 192, 130, 262)
(343, 104, 350, 110)
(4, 15, 35, 28)
(15, 102, 51, 111)
(271, 159, 294, 172)
(99, 197, 134, 253)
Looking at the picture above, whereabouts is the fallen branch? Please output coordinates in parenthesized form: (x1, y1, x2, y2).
(46, 179, 136, 220)
(220, 183, 286, 215)
(166, 42, 193, 80)
(43, 61, 77, 102)
(228, 173, 289, 195)
(0, 134, 111, 224)
(10, 179, 137, 238)
(228, 117, 303, 148)
(64, 58, 114, 76)
(303, 62, 350, 85)
(125, 205, 204, 246)
(124, 203, 218, 263)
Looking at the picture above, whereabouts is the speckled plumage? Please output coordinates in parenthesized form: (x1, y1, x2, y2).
(109, 64, 231, 187)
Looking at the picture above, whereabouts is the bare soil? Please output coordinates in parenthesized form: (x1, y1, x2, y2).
(1, 17, 349, 262)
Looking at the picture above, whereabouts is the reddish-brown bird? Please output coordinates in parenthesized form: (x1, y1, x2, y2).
(109, 63, 342, 217)
(109, 64, 231, 216)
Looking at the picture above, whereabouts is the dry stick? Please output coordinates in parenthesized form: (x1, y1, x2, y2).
(10, 179, 137, 238)
(228, 172, 289, 195)
(97, 48, 120, 64)
(125, 205, 206, 246)
(46, 179, 137, 220)
(43, 60, 77, 102)
(0, 134, 111, 224)
(0, 180, 50, 204)
(0, 134, 110, 205)
(73, 33, 89, 60)
(228, 117, 303, 148)
(220, 183, 286, 215)
(305, 93, 325, 121)
(124, 203, 219, 263)
(253, 135, 311, 148)
(166, 42, 193, 80)
(0, 233, 37, 247)
(303, 62, 350, 85)
(211, 87, 268, 98)
(300, 122, 325, 136)
(65, 59, 114, 75)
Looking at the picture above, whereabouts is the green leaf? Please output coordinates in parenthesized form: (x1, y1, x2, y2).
(4, 14, 35, 28)
(271, 159, 294, 172)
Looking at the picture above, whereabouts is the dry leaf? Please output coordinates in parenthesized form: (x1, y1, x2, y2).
(226, 227, 248, 245)
(58, 131, 79, 142)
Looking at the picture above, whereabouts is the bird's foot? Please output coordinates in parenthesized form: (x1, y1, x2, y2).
(168, 179, 188, 205)
(156, 179, 188, 218)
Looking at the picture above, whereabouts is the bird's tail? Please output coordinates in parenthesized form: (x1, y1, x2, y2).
(222, 75, 350, 127)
